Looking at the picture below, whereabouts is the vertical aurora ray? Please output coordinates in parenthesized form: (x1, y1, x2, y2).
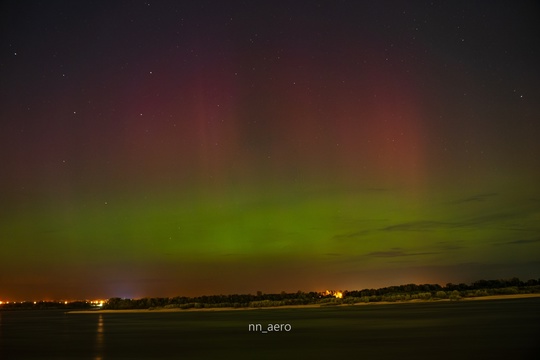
(1, 1, 539, 299)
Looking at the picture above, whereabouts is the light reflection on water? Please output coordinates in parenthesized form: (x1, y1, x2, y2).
(95, 314, 104, 360)
(0, 299, 538, 359)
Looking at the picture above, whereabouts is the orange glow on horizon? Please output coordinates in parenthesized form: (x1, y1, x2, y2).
(324, 290, 343, 299)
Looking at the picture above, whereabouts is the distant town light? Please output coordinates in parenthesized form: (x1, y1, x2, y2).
(324, 290, 343, 299)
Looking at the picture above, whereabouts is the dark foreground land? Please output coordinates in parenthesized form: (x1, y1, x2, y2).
(1, 297, 538, 360)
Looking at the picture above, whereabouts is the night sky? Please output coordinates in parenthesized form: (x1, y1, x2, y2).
(1, 1, 539, 301)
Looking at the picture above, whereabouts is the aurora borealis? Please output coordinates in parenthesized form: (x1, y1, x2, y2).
(1, 1, 539, 300)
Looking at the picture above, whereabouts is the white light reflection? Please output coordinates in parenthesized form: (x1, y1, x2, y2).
(95, 314, 104, 360)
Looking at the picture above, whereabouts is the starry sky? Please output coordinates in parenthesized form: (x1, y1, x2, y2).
(1, 1, 539, 300)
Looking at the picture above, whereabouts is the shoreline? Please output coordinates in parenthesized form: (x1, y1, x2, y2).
(67, 293, 540, 314)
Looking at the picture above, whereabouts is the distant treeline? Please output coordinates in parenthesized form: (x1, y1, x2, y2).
(2, 277, 538, 311)
(103, 277, 540, 310)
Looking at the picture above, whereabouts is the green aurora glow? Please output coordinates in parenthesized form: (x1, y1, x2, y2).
(1, 1, 539, 300)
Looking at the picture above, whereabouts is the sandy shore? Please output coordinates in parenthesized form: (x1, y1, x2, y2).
(67, 293, 540, 314)
(354, 293, 540, 306)
(456, 293, 540, 301)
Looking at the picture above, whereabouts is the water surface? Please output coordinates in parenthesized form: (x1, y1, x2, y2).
(1, 298, 538, 359)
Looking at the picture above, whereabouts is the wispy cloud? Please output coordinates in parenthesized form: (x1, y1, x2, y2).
(366, 250, 439, 257)
(451, 192, 498, 204)
(381, 212, 526, 232)
(503, 238, 540, 245)
(437, 244, 466, 251)
(382, 221, 453, 231)
(332, 230, 370, 239)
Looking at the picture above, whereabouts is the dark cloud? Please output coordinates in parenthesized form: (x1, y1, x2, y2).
(381, 211, 528, 232)
(503, 238, 540, 245)
(451, 192, 498, 204)
(462, 212, 519, 225)
(367, 251, 406, 257)
(366, 250, 439, 257)
(382, 221, 452, 231)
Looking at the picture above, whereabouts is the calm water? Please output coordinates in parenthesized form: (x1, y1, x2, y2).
(1, 298, 539, 359)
